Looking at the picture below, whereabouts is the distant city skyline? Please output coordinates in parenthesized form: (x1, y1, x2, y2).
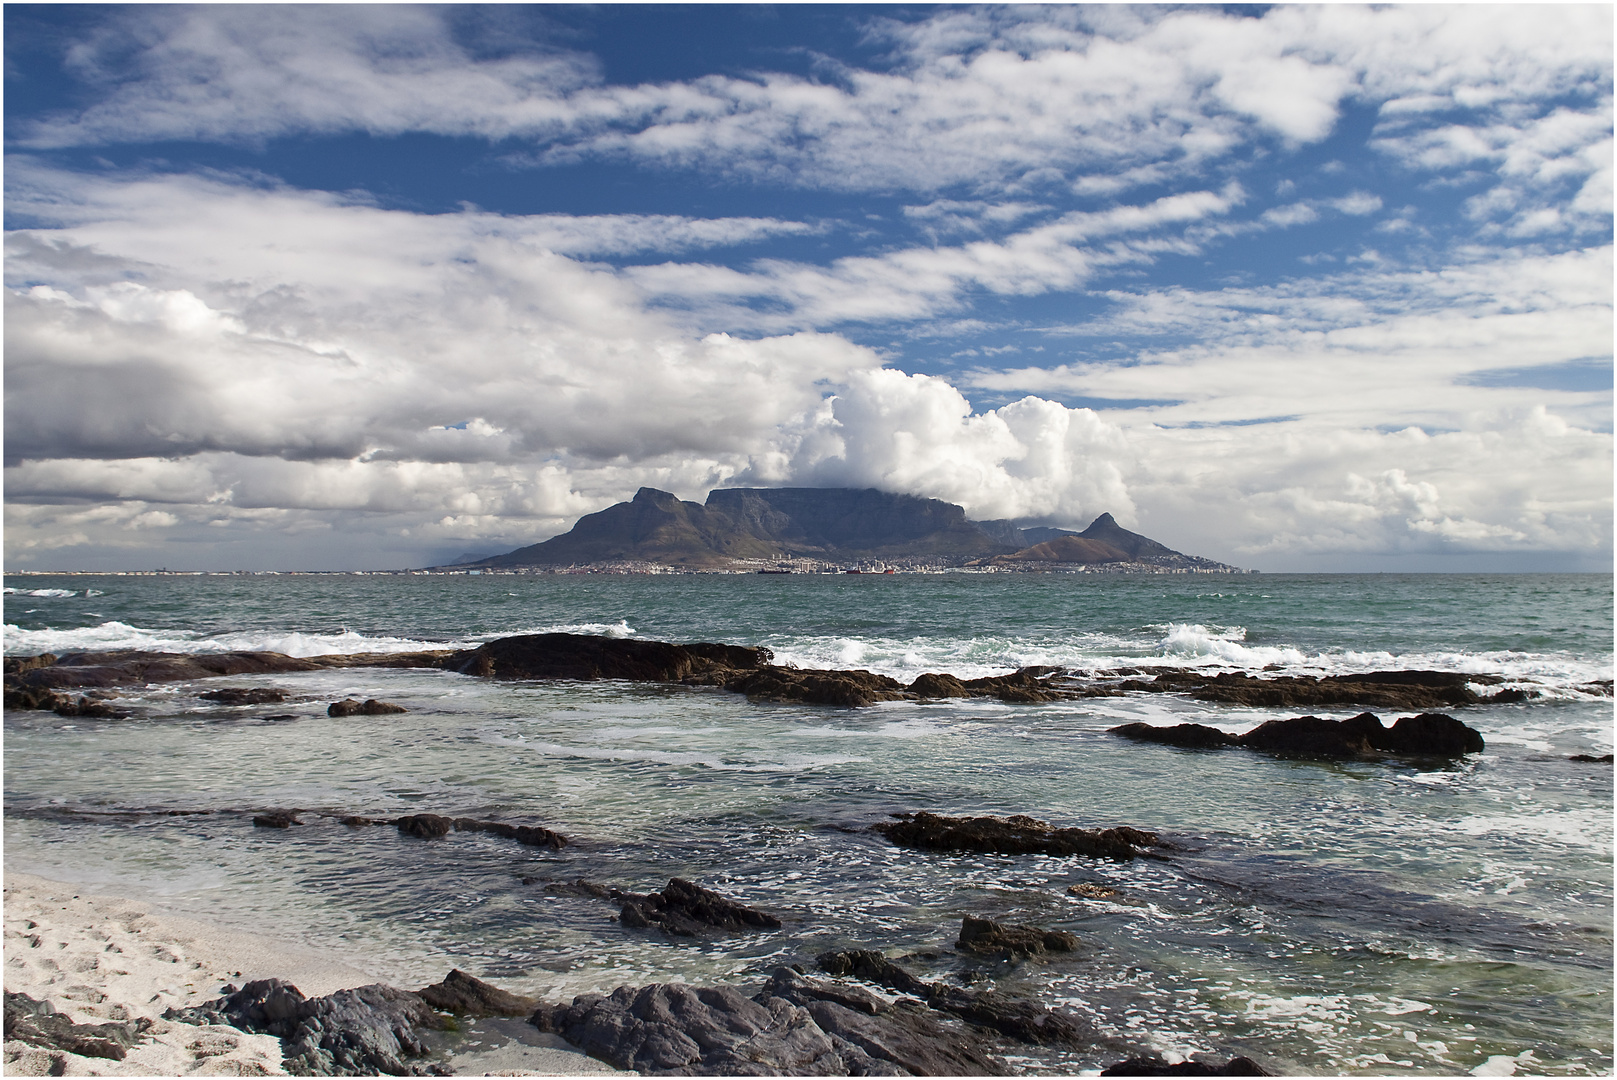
(5, 5, 1611, 572)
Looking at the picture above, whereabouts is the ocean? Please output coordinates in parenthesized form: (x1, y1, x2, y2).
(3, 571, 1612, 1075)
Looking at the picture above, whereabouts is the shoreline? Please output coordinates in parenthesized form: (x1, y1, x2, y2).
(1, 871, 616, 1076)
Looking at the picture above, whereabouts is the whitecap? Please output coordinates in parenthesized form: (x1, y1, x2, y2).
(2, 587, 76, 598)
(1, 620, 478, 658)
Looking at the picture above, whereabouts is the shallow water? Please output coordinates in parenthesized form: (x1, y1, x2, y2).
(4, 572, 1612, 1074)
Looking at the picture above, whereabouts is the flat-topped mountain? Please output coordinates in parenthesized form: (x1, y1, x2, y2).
(462, 488, 1245, 572)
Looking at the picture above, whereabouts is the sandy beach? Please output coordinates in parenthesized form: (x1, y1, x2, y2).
(2, 872, 617, 1076)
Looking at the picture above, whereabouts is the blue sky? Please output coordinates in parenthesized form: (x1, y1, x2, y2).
(4, 5, 1611, 571)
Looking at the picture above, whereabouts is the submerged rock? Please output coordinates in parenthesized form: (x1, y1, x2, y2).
(615, 877, 782, 936)
(253, 811, 302, 829)
(872, 811, 1165, 861)
(956, 916, 1078, 960)
(327, 698, 407, 717)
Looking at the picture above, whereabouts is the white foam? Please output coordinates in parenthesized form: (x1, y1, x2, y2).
(2, 587, 77, 598)
(1, 620, 478, 658)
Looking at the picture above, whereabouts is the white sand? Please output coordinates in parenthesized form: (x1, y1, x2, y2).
(3, 872, 619, 1076)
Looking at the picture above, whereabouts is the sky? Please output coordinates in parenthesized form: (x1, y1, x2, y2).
(4, 4, 1612, 573)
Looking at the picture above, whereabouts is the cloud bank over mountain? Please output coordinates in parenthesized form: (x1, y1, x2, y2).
(5, 5, 1610, 570)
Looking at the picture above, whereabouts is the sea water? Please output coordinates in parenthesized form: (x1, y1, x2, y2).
(3, 572, 1611, 1075)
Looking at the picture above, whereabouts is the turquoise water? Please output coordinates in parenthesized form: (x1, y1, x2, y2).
(4, 573, 1612, 1074)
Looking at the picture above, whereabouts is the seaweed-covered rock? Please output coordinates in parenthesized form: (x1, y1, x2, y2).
(616, 878, 781, 936)
(447, 634, 770, 683)
(872, 811, 1163, 861)
(393, 814, 567, 848)
(956, 916, 1078, 959)
(723, 666, 911, 707)
(253, 811, 302, 829)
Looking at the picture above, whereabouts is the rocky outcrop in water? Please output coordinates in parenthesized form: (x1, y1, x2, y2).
(446, 633, 771, 683)
(1109, 669, 1517, 710)
(5, 991, 151, 1061)
(201, 687, 288, 705)
(616, 878, 782, 936)
(814, 950, 1092, 1046)
(393, 813, 566, 849)
(327, 698, 407, 717)
(956, 916, 1078, 960)
(872, 812, 1165, 861)
(1111, 711, 1485, 758)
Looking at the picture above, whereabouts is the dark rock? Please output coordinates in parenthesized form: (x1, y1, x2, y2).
(533, 968, 1013, 1076)
(1134, 669, 1495, 710)
(208, 978, 448, 1076)
(761, 968, 1010, 1075)
(1102, 1055, 1272, 1076)
(814, 951, 1089, 1046)
(446, 633, 770, 683)
(909, 672, 970, 698)
(4, 990, 150, 1061)
(1239, 715, 1374, 757)
(52, 694, 130, 719)
(417, 970, 538, 1018)
(395, 814, 455, 839)
(871, 811, 1164, 861)
(201, 687, 288, 706)
(614, 878, 781, 936)
(392, 813, 567, 848)
(327, 698, 407, 717)
(1067, 882, 1121, 900)
(253, 812, 302, 829)
(12, 650, 326, 691)
(1376, 712, 1486, 755)
(1570, 753, 1615, 763)
(542, 878, 615, 899)
(340, 816, 382, 827)
(956, 916, 1078, 959)
(723, 666, 910, 707)
(1109, 722, 1237, 749)
(531, 981, 848, 1075)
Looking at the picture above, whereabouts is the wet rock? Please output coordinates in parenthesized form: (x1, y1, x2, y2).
(447, 633, 770, 683)
(872, 811, 1164, 861)
(12, 650, 326, 692)
(253, 812, 302, 829)
(956, 916, 1078, 959)
(1101, 1055, 1272, 1076)
(1109, 723, 1237, 749)
(201, 687, 288, 706)
(541, 878, 615, 899)
(908, 672, 970, 698)
(1570, 753, 1614, 763)
(393, 813, 567, 848)
(1127, 669, 1497, 710)
(327, 698, 407, 717)
(340, 816, 382, 827)
(1239, 715, 1374, 757)
(814, 951, 1090, 1046)
(615, 878, 782, 936)
(416, 970, 537, 1018)
(205, 978, 449, 1076)
(1113, 711, 1485, 759)
(761, 967, 1010, 1075)
(3, 685, 66, 711)
(396, 813, 455, 839)
(51, 694, 131, 719)
(724, 666, 911, 707)
(1066, 882, 1121, 900)
(4, 990, 150, 1061)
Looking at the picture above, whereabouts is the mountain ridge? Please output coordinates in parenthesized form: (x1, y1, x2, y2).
(462, 488, 1245, 572)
